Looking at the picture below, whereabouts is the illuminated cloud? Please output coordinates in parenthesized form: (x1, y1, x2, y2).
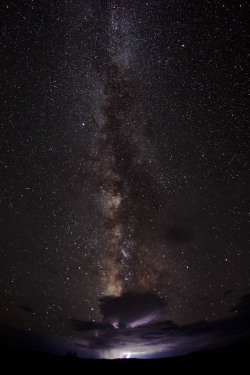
(99, 292, 167, 328)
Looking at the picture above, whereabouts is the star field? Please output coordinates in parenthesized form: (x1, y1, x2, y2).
(0, 0, 249, 355)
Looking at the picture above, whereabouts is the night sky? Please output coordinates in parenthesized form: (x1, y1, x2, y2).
(1, 0, 249, 359)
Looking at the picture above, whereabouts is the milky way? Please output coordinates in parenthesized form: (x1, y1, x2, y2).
(90, 2, 172, 298)
(0, 0, 249, 356)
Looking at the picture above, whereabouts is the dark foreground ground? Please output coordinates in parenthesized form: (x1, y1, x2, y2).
(0, 338, 249, 372)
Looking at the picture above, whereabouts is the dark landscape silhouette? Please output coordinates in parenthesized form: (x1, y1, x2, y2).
(0, 337, 249, 371)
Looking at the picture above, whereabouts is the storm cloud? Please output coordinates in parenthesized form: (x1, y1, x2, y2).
(99, 292, 167, 328)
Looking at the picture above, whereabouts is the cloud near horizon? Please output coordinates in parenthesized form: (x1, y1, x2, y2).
(0, 294, 249, 359)
(99, 292, 167, 328)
